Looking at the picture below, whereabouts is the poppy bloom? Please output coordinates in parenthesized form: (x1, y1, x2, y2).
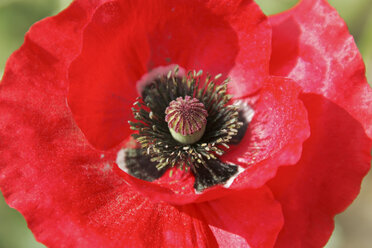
(0, 0, 371, 247)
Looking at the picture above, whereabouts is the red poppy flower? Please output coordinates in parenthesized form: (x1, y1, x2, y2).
(0, 0, 371, 247)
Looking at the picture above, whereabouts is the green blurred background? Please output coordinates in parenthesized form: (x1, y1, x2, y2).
(0, 0, 371, 247)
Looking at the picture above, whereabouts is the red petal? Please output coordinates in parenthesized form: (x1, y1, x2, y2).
(68, 1, 149, 150)
(268, 94, 372, 247)
(269, 0, 372, 139)
(222, 76, 310, 188)
(1, 138, 216, 247)
(74, 187, 220, 248)
(196, 186, 283, 247)
(68, 0, 272, 150)
(200, 0, 272, 98)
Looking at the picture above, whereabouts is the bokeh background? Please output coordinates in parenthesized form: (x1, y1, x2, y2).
(0, 0, 371, 247)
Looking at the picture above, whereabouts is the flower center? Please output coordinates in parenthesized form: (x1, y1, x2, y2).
(130, 66, 243, 170)
(126, 66, 246, 191)
(165, 96, 208, 145)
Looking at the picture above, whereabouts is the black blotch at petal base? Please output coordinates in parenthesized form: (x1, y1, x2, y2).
(124, 149, 167, 182)
(193, 159, 238, 192)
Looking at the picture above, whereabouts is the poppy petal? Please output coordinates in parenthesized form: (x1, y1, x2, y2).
(196, 186, 284, 248)
(73, 187, 220, 248)
(222, 76, 310, 189)
(268, 94, 372, 247)
(68, 0, 149, 150)
(194, 0, 272, 98)
(269, 0, 372, 139)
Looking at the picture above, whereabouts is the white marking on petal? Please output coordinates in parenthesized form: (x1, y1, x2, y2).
(116, 148, 128, 173)
(234, 100, 255, 123)
(101, 163, 112, 174)
(223, 165, 245, 189)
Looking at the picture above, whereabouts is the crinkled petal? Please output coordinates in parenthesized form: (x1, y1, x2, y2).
(67, 0, 272, 150)
(268, 94, 372, 247)
(196, 186, 283, 248)
(115, 76, 310, 204)
(269, 0, 372, 139)
(74, 187, 219, 248)
(1, 137, 216, 247)
(222, 76, 310, 189)
(203, 0, 272, 97)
